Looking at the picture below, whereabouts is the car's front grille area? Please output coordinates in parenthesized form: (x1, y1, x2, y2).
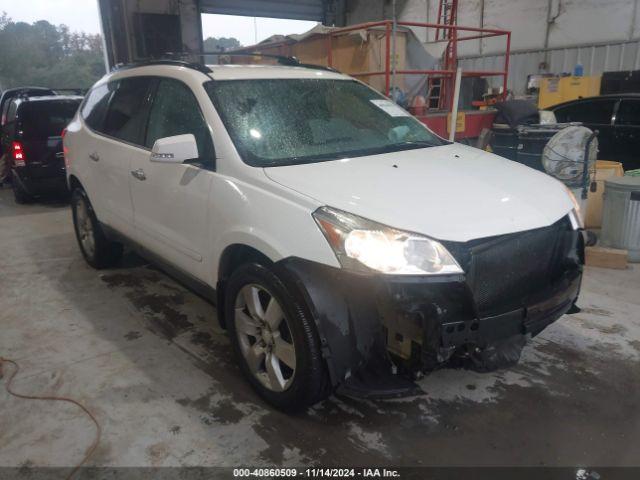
(444, 217, 579, 317)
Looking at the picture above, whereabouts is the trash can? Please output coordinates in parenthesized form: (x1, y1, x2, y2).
(585, 160, 624, 228)
(601, 176, 640, 262)
(516, 125, 564, 171)
(489, 124, 519, 161)
(489, 124, 576, 171)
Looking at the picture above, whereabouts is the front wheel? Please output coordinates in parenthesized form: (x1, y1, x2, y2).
(225, 262, 330, 411)
(71, 188, 123, 269)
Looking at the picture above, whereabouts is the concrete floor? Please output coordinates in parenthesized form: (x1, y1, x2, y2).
(1, 186, 639, 469)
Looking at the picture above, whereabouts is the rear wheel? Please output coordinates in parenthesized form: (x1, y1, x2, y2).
(0, 153, 10, 185)
(71, 188, 123, 269)
(225, 262, 329, 411)
(11, 172, 33, 204)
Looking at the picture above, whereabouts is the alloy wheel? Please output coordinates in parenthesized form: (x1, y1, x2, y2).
(234, 284, 296, 392)
(75, 197, 95, 258)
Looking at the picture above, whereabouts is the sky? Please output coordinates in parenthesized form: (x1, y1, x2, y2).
(0, 0, 317, 46)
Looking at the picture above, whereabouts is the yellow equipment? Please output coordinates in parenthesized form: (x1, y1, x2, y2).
(538, 75, 602, 109)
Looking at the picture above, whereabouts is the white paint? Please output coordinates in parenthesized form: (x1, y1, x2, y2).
(151, 134, 199, 164)
(264, 142, 573, 243)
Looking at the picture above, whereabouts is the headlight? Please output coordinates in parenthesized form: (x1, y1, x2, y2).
(313, 207, 463, 275)
(565, 186, 584, 230)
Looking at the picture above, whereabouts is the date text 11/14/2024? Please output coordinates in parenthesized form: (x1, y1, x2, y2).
(233, 468, 401, 478)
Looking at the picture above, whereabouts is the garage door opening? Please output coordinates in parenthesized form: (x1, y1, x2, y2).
(201, 14, 318, 50)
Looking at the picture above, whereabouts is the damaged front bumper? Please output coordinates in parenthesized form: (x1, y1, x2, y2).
(276, 217, 584, 398)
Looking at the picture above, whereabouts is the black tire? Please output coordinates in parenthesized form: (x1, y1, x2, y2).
(585, 230, 598, 247)
(71, 188, 123, 269)
(225, 262, 330, 411)
(0, 153, 10, 185)
(12, 173, 33, 204)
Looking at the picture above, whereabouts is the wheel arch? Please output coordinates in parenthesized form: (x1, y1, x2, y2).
(67, 174, 83, 192)
(215, 243, 274, 328)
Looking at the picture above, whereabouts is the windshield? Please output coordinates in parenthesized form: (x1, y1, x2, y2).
(205, 78, 446, 167)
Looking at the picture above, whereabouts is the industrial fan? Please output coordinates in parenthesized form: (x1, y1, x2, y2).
(542, 125, 598, 189)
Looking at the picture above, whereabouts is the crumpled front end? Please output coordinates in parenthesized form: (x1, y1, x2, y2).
(277, 215, 584, 398)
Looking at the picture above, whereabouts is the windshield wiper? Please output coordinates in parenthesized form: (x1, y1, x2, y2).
(394, 140, 441, 148)
(376, 140, 441, 154)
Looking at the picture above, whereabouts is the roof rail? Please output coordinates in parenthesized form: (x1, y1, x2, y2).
(206, 51, 340, 73)
(211, 51, 339, 73)
(52, 88, 88, 95)
(166, 51, 339, 73)
(111, 59, 213, 74)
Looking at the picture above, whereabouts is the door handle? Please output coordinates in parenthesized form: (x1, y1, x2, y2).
(131, 168, 146, 181)
(89, 152, 100, 162)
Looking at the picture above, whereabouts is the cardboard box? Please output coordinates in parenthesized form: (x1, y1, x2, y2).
(228, 27, 408, 94)
(585, 160, 625, 228)
(585, 246, 628, 269)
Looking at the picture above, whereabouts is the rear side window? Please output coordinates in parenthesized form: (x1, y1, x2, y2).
(103, 77, 153, 145)
(2, 101, 19, 135)
(1, 100, 12, 126)
(615, 99, 640, 126)
(19, 100, 81, 140)
(145, 78, 213, 166)
(82, 83, 114, 132)
(554, 99, 616, 124)
(7, 101, 19, 124)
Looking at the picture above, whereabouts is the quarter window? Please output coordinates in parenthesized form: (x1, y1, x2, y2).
(103, 77, 153, 145)
(1, 100, 12, 126)
(145, 79, 213, 166)
(615, 99, 640, 126)
(81, 83, 115, 133)
(3, 101, 19, 135)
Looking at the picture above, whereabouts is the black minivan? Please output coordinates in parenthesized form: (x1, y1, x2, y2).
(0, 95, 82, 203)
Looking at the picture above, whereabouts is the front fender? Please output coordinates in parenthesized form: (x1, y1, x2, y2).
(276, 257, 420, 397)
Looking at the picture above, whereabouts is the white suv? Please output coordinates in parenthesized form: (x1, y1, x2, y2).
(64, 60, 584, 410)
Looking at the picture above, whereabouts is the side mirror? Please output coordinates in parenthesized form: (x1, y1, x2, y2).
(150, 134, 199, 164)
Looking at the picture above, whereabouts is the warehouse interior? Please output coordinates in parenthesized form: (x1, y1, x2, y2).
(1, 0, 640, 478)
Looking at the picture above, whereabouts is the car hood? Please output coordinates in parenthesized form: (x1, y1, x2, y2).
(263, 143, 574, 242)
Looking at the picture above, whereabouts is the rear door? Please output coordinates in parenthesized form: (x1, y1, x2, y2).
(552, 98, 618, 160)
(129, 77, 215, 279)
(18, 100, 80, 179)
(89, 77, 155, 234)
(76, 83, 116, 216)
(613, 98, 640, 171)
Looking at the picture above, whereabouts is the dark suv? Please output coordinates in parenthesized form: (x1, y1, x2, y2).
(550, 94, 640, 171)
(0, 87, 57, 184)
(1, 95, 82, 203)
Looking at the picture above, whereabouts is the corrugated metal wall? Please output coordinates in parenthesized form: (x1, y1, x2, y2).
(201, 0, 326, 21)
(460, 39, 640, 95)
(346, 0, 640, 96)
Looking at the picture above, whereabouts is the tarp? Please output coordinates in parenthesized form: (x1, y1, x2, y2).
(255, 24, 445, 100)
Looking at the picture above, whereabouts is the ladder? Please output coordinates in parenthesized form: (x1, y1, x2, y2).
(435, 0, 458, 40)
(430, 0, 459, 110)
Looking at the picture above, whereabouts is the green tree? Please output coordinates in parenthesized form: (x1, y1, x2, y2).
(0, 13, 105, 91)
(203, 36, 241, 64)
(203, 36, 241, 52)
